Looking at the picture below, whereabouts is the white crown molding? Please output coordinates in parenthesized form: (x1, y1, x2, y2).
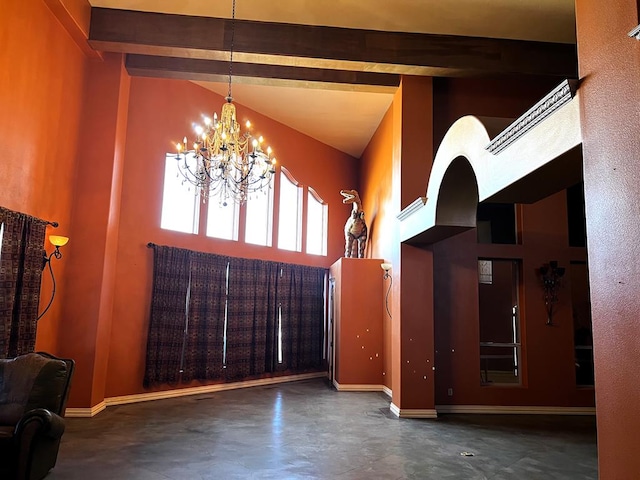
(436, 405, 596, 415)
(485, 79, 578, 155)
(628, 24, 640, 40)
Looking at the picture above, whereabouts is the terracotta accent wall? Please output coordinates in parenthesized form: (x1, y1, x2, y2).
(360, 106, 395, 387)
(433, 76, 560, 151)
(575, 0, 640, 476)
(105, 77, 359, 398)
(58, 53, 130, 408)
(433, 192, 594, 407)
(329, 258, 384, 387)
(0, 0, 88, 352)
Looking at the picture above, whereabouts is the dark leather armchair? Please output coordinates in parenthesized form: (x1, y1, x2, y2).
(0, 352, 74, 480)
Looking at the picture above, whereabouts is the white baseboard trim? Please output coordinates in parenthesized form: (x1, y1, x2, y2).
(382, 386, 392, 398)
(66, 372, 327, 417)
(66, 401, 106, 418)
(390, 402, 438, 419)
(436, 405, 596, 415)
(332, 380, 387, 392)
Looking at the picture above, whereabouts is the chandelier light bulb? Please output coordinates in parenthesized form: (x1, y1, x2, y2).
(204, 117, 212, 126)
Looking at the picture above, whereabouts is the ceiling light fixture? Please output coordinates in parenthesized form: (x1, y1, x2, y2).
(174, 0, 276, 206)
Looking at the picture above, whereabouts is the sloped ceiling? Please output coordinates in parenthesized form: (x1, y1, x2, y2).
(88, 0, 577, 157)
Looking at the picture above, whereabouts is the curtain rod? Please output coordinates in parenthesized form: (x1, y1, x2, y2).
(147, 242, 156, 248)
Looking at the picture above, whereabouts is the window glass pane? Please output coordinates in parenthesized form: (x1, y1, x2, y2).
(479, 259, 521, 385)
(306, 189, 327, 256)
(161, 154, 200, 234)
(0, 222, 4, 265)
(477, 203, 517, 244)
(245, 189, 273, 246)
(571, 261, 594, 386)
(207, 201, 238, 241)
(278, 171, 302, 251)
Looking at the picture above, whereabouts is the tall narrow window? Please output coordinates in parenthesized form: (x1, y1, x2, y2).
(0, 222, 4, 264)
(306, 187, 328, 256)
(478, 259, 521, 385)
(278, 168, 302, 251)
(245, 189, 274, 246)
(207, 201, 239, 241)
(571, 261, 594, 386)
(161, 154, 200, 234)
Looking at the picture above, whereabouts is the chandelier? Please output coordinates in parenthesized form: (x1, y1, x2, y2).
(175, 0, 276, 206)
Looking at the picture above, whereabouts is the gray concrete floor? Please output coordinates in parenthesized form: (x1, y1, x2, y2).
(50, 378, 598, 479)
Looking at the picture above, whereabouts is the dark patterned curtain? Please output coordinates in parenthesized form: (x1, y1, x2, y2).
(182, 252, 228, 382)
(144, 245, 191, 387)
(225, 257, 278, 380)
(0, 207, 47, 358)
(279, 264, 326, 371)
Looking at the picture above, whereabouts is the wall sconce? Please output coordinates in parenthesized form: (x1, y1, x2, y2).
(37, 235, 69, 320)
(538, 260, 565, 326)
(381, 262, 392, 319)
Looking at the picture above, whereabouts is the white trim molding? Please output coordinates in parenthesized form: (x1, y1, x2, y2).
(332, 380, 387, 393)
(382, 386, 392, 398)
(66, 401, 106, 418)
(390, 403, 438, 419)
(628, 24, 640, 40)
(66, 372, 326, 417)
(436, 405, 596, 415)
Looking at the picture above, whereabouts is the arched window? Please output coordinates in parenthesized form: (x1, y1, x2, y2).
(277, 167, 302, 252)
(306, 187, 327, 256)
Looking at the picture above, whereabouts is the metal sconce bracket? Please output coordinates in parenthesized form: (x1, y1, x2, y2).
(538, 260, 565, 326)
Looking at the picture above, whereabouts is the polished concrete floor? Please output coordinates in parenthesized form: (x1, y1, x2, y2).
(50, 379, 598, 479)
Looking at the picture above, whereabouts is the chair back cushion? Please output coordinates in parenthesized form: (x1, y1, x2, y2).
(0, 353, 69, 425)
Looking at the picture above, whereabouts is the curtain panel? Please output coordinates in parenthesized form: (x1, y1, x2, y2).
(183, 251, 228, 382)
(0, 207, 47, 358)
(144, 245, 191, 386)
(144, 243, 327, 387)
(279, 264, 326, 372)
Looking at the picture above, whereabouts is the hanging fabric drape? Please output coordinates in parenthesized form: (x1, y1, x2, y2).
(0, 207, 47, 358)
(182, 251, 229, 382)
(144, 243, 327, 386)
(225, 257, 278, 380)
(279, 264, 326, 371)
(144, 245, 191, 386)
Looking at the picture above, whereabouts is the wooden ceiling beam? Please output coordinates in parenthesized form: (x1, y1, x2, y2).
(89, 8, 577, 79)
(125, 54, 401, 92)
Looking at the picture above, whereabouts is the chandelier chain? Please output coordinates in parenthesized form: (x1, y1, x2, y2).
(227, 0, 236, 100)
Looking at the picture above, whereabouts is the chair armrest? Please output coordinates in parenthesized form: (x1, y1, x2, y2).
(15, 408, 66, 440)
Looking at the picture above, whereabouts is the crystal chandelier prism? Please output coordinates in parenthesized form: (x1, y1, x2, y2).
(174, 0, 276, 206)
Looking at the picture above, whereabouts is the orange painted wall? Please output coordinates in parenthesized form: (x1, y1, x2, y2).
(575, 0, 640, 476)
(105, 77, 359, 398)
(0, 0, 88, 353)
(433, 76, 559, 148)
(360, 106, 395, 386)
(329, 258, 384, 386)
(433, 192, 594, 407)
(56, 53, 131, 408)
